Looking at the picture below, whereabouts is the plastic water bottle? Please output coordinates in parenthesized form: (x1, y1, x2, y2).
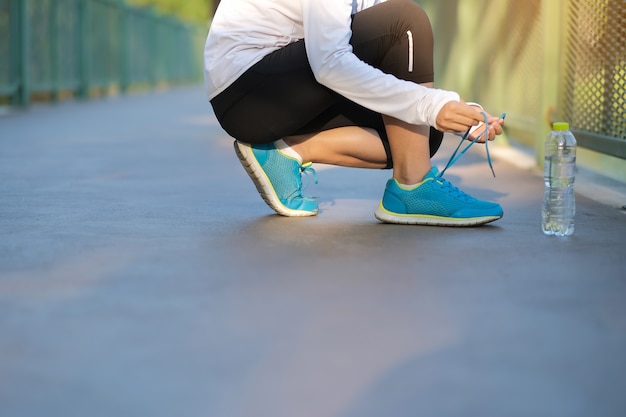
(542, 122, 577, 236)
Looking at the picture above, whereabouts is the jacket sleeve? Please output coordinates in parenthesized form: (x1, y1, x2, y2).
(301, 0, 459, 129)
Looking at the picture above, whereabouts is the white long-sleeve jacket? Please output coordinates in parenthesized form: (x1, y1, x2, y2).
(203, 0, 460, 129)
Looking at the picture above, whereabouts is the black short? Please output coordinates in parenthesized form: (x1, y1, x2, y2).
(210, 0, 443, 168)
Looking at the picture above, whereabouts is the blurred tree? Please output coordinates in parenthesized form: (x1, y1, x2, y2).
(125, 0, 216, 24)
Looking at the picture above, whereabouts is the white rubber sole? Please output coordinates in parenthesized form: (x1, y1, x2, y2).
(233, 141, 318, 217)
(374, 202, 502, 226)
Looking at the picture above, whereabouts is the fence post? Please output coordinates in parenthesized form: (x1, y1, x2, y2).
(119, 0, 130, 93)
(149, 8, 158, 88)
(78, 0, 91, 98)
(49, 0, 59, 101)
(14, 0, 30, 106)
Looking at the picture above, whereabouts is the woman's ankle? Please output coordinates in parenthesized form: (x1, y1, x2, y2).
(276, 138, 304, 163)
(393, 165, 431, 186)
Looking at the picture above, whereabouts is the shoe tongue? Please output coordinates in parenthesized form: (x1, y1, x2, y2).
(424, 166, 440, 179)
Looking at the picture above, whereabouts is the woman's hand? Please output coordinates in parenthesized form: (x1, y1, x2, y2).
(436, 101, 505, 142)
(467, 112, 505, 142)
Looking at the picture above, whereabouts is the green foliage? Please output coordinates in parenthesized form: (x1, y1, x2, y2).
(125, 0, 215, 24)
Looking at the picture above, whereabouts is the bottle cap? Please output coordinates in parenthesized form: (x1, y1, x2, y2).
(552, 122, 570, 131)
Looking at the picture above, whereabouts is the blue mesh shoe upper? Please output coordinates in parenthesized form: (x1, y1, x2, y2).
(380, 167, 503, 220)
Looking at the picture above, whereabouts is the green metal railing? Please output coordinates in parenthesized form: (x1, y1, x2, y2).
(0, 0, 206, 106)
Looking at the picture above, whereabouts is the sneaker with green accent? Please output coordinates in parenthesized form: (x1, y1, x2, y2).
(374, 166, 503, 226)
(233, 140, 318, 217)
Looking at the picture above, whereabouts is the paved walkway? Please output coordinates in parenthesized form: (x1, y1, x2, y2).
(1, 86, 625, 417)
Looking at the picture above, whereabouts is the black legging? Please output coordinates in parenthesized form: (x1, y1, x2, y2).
(210, 0, 443, 168)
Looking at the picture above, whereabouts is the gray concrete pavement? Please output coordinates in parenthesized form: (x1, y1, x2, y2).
(1, 86, 626, 417)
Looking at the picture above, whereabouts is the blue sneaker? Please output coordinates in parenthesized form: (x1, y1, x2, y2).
(374, 167, 503, 226)
(234, 140, 318, 217)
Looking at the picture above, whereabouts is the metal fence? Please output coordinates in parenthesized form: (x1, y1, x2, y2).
(420, 0, 625, 163)
(0, 0, 206, 105)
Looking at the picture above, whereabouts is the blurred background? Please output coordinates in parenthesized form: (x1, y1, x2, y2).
(0, 0, 624, 182)
(420, 0, 625, 185)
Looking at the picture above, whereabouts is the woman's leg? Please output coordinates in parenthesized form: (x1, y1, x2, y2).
(383, 115, 432, 185)
(284, 109, 432, 183)
(284, 101, 434, 182)
(285, 126, 387, 169)
(349, 0, 436, 184)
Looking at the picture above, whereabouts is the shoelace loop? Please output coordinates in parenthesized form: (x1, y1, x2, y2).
(289, 162, 318, 199)
(438, 111, 506, 178)
(300, 162, 318, 186)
